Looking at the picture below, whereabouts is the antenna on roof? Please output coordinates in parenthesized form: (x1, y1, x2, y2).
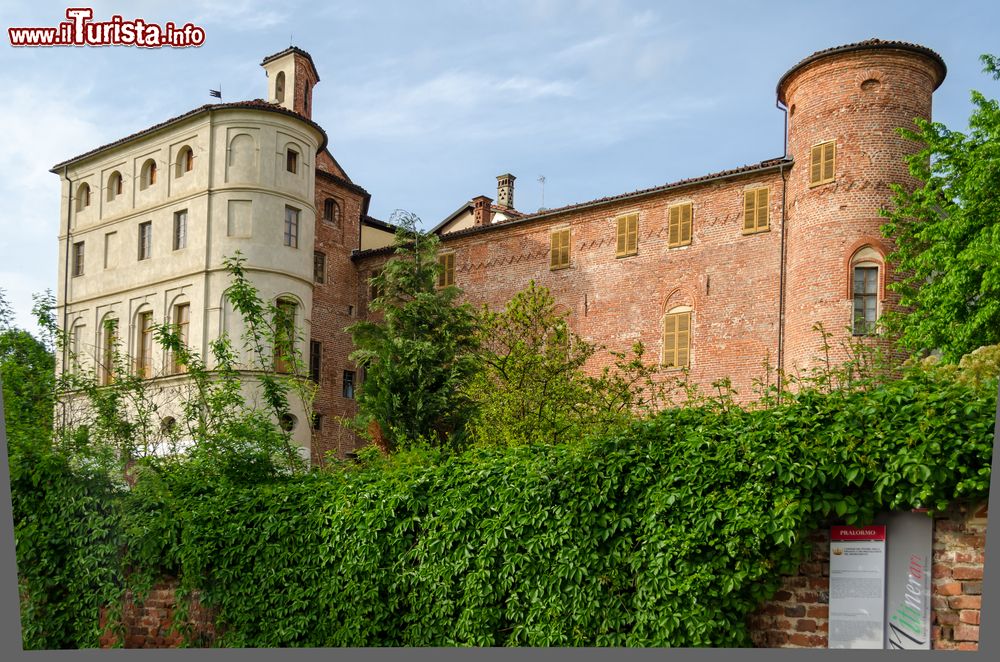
(537, 175, 546, 211)
(289, 33, 293, 47)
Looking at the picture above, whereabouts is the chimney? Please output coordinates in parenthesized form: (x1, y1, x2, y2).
(496, 173, 516, 210)
(472, 195, 493, 226)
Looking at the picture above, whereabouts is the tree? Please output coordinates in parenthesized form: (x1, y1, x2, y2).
(0, 289, 55, 447)
(348, 211, 481, 452)
(466, 281, 670, 447)
(881, 55, 1000, 362)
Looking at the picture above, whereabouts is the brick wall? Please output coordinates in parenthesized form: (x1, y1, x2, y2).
(98, 578, 215, 648)
(748, 503, 988, 650)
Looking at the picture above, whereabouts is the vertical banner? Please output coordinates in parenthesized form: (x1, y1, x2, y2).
(883, 511, 934, 649)
(828, 525, 886, 648)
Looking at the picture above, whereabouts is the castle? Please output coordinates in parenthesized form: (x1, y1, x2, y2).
(51, 39, 947, 463)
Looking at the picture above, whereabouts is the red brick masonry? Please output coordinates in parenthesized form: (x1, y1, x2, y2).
(749, 502, 988, 650)
(97, 502, 987, 648)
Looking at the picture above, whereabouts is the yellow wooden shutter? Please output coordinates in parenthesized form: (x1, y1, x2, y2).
(680, 204, 692, 245)
(550, 232, 560, 268)
(627, 213, 638, 255)
(810, 145, 822, 184)
(616, 216, 627, 256)
(668, 207, 679, 246)
(551, 229, 570, 268)
(446, 254, 455, 285)
(437, 254, 446, 287)
(744, 191, 756, 231)
(676, 312, 690, 367)
(755, 188, 768, 230)
(663, 314, 677, 366)
(561, 229, 570, 267)
(822, 142, 835, 182)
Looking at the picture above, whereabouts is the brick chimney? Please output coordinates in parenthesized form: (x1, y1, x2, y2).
(496, 173, 516, 210)
(472, 195, 493, 226)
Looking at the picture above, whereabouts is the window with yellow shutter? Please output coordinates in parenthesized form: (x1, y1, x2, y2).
(550, 228, 571, 269)
(437, 253, 455, 287)
(615, 213, 638, 257)
(743, 188, 769, 234)
(810, 141, 836, 186)
(662, 310, 691, 368)
(668, 203, 692, 248)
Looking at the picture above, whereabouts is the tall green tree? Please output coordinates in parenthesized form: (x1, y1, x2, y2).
(348, 211, 480, 452)
(0, 289, 55, 447)
(881, 55, 1000, 361)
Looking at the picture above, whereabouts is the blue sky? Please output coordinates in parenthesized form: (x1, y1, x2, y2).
(1, 0, 998, 330)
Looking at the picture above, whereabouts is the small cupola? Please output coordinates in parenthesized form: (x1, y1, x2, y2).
(261, 46, 321, 119)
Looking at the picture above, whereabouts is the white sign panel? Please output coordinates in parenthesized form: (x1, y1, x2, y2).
(828, 525, 886, 649)
(883, 512, 934, 649)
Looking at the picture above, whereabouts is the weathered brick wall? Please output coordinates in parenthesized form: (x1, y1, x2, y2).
(748, 503, 988, 650)
(98, 578, 215, 648)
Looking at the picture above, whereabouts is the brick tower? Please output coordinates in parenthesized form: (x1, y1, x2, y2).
(778, 40, 946, 375)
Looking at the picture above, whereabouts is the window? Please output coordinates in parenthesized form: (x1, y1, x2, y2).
(136, 311, 153, 378)
(138, 221, 152, 260)
(107, 171, 123, 201)
(171, 303, 190, 374)
(853, 266, 879, 335)
(284, 206, 299, 248)
(275, 71, 286, 103)
(305, 83, 311, 114)
(668, 203, 692, 248)
(550, 228, 571, 270)
(309, 340, 321, 383)
(273, 299, 296, 373)
(104, 232, 117, 269)
(140, 159, 157, 190)
(314, 251, 326, 284)
(438, 253, 455, 287)
(72, 241, 85, 277)
(662, 309, 691, 368)
(342, 370, 355, 399)
(743, 188, 769, 234)
(173, 210, 187, 250)
(616, 213, 638, 257)
(176, 146, 194, 178)
(279, 413, 297, 432)
(323, 198, 341, 225)
(69, 323, 85, 373)
(810, 141, 836, 186)
(100, 318, 117, 386)
(312, 412, 323, 431)
(76, 183, 91, 211)
(286, 148, 298, 174)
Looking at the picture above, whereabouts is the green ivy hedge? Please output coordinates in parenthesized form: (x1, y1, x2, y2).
(12, 366, 997, 647)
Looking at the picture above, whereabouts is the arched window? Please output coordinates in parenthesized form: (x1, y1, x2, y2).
(323, 198, 341, 225)
(286, 147, 299, 174)
(135, 309, 154, 378)
(275, 71, 286, 104)
(76, 183, 91, 211)
(140, 159, 157, 190)
(107, 171, 123, 202)
(175, 146, 194, 178)
(68, 320, 86, 373)
(662, 305, 692, 368)
(849, 246, 883, 336)
(170, 301, 190, 374)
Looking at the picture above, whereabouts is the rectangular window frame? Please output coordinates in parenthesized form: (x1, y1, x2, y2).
(662, 311, 691, 369)
(437, 252, 455, 287)
(810, 140, 836, 187)
(852, 266, 879, 336)
(550, 227, 571, 270)
(72, 241, 85, 277)
(342, 370, 356, 399)
(173, 210, 188, 250)
(615, 213, 639, 258)
(284, 206, 299, 248)
(309, 340, 322, 383)
(138, 221, 152, 261)
(667, 203, 693, 248)
(273, 300, 297, 374)
(286, 149, 299, 174)
(100, 319, 117, 386)
(313, 251, 326, 284)
(743, 188, 770, 234)
(136, 311, 153, 378)
(171, 303, 190, 374)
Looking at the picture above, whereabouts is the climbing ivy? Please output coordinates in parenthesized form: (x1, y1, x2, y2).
(10, 357, 997, 647)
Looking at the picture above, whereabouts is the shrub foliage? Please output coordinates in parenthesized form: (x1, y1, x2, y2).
(10, 359, 995, 647)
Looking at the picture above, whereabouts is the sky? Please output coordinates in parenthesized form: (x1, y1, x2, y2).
(1, 0, 998, 330)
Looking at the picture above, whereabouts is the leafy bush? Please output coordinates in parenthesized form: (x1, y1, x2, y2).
(94, 361, 993, 647)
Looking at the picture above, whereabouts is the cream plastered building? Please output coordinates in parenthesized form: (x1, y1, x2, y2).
(52, 50, 329, 454)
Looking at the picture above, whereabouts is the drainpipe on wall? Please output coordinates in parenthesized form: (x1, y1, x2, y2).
(61, 166, 73, 429)
(776, 99, 790, 399)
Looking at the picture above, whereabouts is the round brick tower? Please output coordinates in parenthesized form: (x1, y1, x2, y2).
(777, 39, 946, 376)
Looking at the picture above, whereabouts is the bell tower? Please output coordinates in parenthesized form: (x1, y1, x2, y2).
(261, 46, 321, 119)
